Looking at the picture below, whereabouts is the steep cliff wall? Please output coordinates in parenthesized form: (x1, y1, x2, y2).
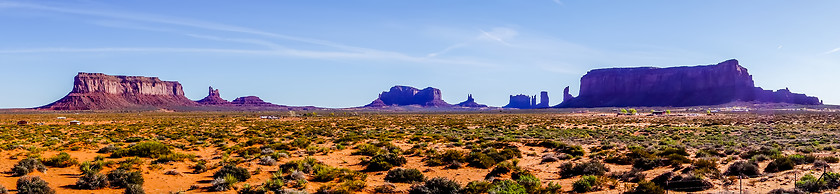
(365, 86, 451, 107)
(558, 59, 822, 107)
(40, 73, 197, 110)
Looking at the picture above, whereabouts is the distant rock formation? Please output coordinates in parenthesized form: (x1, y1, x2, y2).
(39, 72, 197, 110)
(504, 91, 549, 109)
(558, 59, 822, 107)
(455, 94, 488, 107)
(196, 86, 230, 105)
(537, 91, 549, 108)
(365, 86, 451, 107)
(231, 96, 274, 106)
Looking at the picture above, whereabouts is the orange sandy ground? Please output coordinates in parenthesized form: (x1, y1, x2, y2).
(0, 143, 829, 194)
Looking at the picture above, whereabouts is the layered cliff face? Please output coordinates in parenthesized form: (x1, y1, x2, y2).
(196, 86, 230, 105)
(455, 94, 488, 107)
(40, 73, 197, 110)
(365, 86, 451, 107)
(558, 59, 822, 107)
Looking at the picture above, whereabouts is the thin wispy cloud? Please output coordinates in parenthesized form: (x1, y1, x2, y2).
(0, 1, 498, 68)
(824, 47, 840, 55)
(552, 0, 564, 6)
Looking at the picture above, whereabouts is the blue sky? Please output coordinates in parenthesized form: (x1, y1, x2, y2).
(1, 1, 839, 108)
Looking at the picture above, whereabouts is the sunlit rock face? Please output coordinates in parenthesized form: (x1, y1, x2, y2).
(40, 72, 197, 110)
(365, 85, 451, 107)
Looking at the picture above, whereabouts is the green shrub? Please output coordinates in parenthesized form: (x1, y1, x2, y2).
(384, 168, 424, 183)
(611, 168, 646, 183)
(111, 142, 171, 158)
(572, 175, 600, 193)
(538, 140, 585, 157)
(107, 169, 144, 188)
(152, 153, 195, 164)
(765, 156, 796, 173)
(17, 175, 55, 194)
(43, 152, 78, 167)
(487, 160, 521, 179)
(463, 181, 491, 194)
(625, 181, 664, 194)
(488, 179, 526, 194)
(366, 153, 407, 171)
(313, 165, 366, 182)
(424, 150, 466, 166)
(515, 174, 541, 193)
(795, 174, 824, 192)
(466, 147, 521, 169)
(409, 177, 461, 194)
(214, 165, 251, 181)
(559, 160, 609, 178)
(352, 143, 382, 156)
(12, 158, 47, 176)
(541, 182, 562, 194)
(76, 173, 109, 189)
(821, 156, 840, 163)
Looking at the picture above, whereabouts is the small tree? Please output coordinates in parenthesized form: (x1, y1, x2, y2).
(666, 110, 671, 114)
(620, 109, 628, 114)
(629, 109, 638, 115)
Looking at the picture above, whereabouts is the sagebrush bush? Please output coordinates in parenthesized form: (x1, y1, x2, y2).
(0, 184, 7, 194)
(124, 183, 145, 194)
(724, 160, 761, 176)
(366, 153, 407, 171)
(626, 181, 665, 194)
(259, 156, 277, 166)
(765, 156, 796, 173)
(611, 168, 646, 183)
(409, 177, 461, 194)
(559, 160, 609, 178)
(384, 168, 424, 183)
(424, 150, 466, 166)
(12, 158, 47, 176)
(17, 175, 55, 194)
(107, 169, 144, 188)
(214, 165, 251, 181)
(76, 173, 109, 189)
(43, 152, 78, 167)
(111, 142, 171, 158)
(210, 174, 238, 191)
(374, 183, 397, 194)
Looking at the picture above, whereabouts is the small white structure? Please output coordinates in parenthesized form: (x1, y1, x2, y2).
(69, 120, 81, 125)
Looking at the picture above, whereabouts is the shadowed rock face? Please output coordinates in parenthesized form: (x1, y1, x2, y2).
(504, 91, 549, 109)
(196, 86, 230, 105)
(455, 94, 488, 107)
(231, 96, 273, 106)
(39, 73, 197, 110)
(365, 86, 451, 107)
(504, 95, 533, 109)
(558, 59, 822, 107)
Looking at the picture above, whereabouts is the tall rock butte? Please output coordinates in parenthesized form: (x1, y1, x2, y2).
(365, 86, 451, 107)
(40, 72, 197, 110)
(196, 86, 230, 105)
(504, 91, 549, 109)
(455, 94, 488, 107)
(558, 59, 822, 107)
